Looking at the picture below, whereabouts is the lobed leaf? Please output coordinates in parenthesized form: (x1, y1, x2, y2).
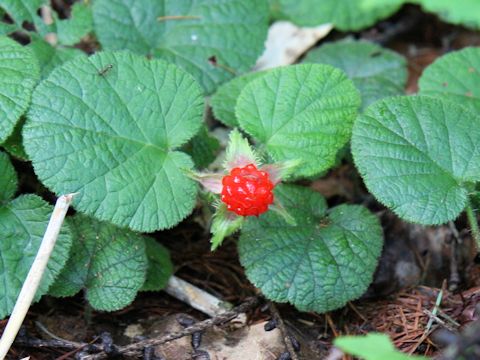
(0, 151, 17, 203)
(273, 0, 405, 31)
(352, 95, 480, 225)
(0, 36, 40, 143)
(24, 51, 204, 232)
(92, 0, 269, 94)
(141, 238, 174, 292)
(334, 333, 427, 360)
(211, 71, 267, 127)
(236, 64, 360, 178)
(28, 36, 86, 79)
(419, 47, 480, 113)
(303, 39, 407, 111)
(49, 214, 148, 311)
(0, 194, 72, 319)
(239, 185, 383, 313)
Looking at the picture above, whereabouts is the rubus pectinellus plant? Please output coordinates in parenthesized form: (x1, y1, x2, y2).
(189, 129, 300, 249)
(2, 0, 480, 323)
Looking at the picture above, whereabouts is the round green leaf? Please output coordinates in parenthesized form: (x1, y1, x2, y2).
(24, 51, 204, 232)
(239, 185, 383, 313)
(141, 238, 173, 292)
(419, 47, 480, 113)
(28, 37, 86, 79)
(303, 39, 407, 111)
(236, 64, 360, 178)
(275, 0, 404, 31)
(2, 117, 28, 161)
(352, 95, 480, 225)
(0, 151, 17, 202)
(415, 0, 480, 29)
(0, 36, 40, 143)
(49, 214, 147, 311)
(0, 194, 72, 319)
(211, 71, 267, 127)
(92, 0, 269, 94)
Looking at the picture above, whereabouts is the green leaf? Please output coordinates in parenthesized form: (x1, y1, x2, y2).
(414, 0, 480, 29)
(54, 2, 93, 46)
(24, 51, 204, 232)
(239, 184, 383, 313)
(49, 214, 147, 311)
(92, 0, 269, 94)
(236, 64, 360, 178)
(0, 151, 17, 203)
(274, 0, 404, 31)
(211, 203, 244, 250)
(352, 95, 480, 225)
(29, 36, 86, 79)
(303, 39, 407, 111)
(0, 36, 40, 143)
(211, 71, 267, 127)
(2, 117, 28, 161)
(0, 0, 49, 36)
(183, 125, 220, 169)
(0, 194, 72, 319)
(334, 333, 427, 360)
(141, 238, 173, 292)
(419, 47, 480, 113)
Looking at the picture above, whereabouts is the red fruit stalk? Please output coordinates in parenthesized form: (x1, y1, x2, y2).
(221, 164, 274, 216)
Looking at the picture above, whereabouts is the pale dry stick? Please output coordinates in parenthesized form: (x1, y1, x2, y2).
(0, 194, 75, 360)
(165, 275, 233, 317)
(40, 5, 58, 46)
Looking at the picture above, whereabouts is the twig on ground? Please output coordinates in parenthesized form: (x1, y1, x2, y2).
(269, 303, 299, 360)
(0, 194, 74, 359)
(82, 297, 260, 359)
(165, 275, 233, 317)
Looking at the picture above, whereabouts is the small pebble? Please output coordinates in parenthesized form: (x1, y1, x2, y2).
(264, 318, 277, 331)
(192, 349, 210, 359)
(177, 314, 196, 327)
(289, 335, 301, 352)
(192, 331, 203, 349)
(277, 351, 291, 360)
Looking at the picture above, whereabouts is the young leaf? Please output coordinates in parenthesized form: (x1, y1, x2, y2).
(211, 71, 267, 127)
(273, 0, 405, 31)
(0, 194, 72, 319)
(24, 51, 204, 232)
(352, 95, 480, 225)
(239, 185, 383, 313)
(0, 36, 40, 143)
(49, 214, 148, 311)
(28, 36, 86, 79)
(92, 0, 269, 94)
(236, 64, 360, 178)
(303, 39, 407, 110)
(334, 333, 427, 360)
(419, 47, 480, 113)
(0, 151, 17, 203)
(54, 2, 93, 46)
(141, 238, 174, 292)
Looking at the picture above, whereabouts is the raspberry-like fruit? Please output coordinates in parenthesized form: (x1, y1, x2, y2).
(221, 164, 274, 216)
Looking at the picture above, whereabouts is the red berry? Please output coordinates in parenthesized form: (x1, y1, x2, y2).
(221, 164, 274, 216)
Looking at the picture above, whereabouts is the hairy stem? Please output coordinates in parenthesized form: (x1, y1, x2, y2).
(466, 202, 480, 251)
